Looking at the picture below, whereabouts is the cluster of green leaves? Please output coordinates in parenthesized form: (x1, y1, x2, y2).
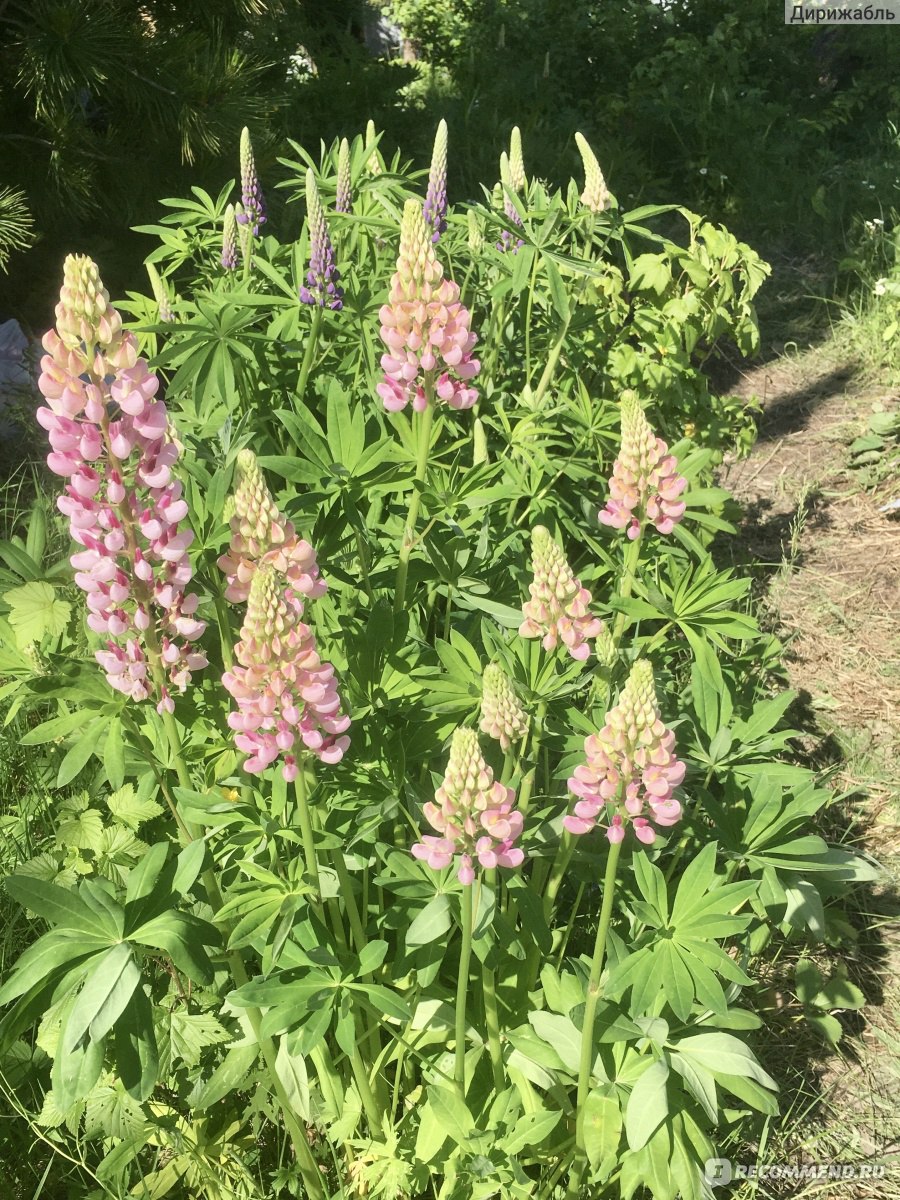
(0, 128, 879, 1200)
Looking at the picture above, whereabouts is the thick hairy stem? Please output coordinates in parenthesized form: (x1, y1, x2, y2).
(297, 304, 323, 401)
(394, 382, 435, 614)
(611, 530, 643, 647)
(567, 838, 623, 1199)
(481, 870, 505, 1091)
(454, 885, 474, 1096)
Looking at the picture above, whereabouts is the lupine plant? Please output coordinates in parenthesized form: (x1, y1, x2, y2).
(0, 123, 879, 1200)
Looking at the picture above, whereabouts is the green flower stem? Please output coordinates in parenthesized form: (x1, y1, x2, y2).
(611, 530, 643, 647)
(394, 382, 435, 614)
(524, 251, 540, 383)
(347, 1032, 383, 1130)
(569, 837, 623, 1198)
(150, 716, 327, 1198)
(214, 593, 235, 671)
(532, 317, 570, 408)
(297, 304, 323, 402)
(443, 584, 454, 642)
(482, 869, 505, 1091)
(331, 850, 367, 955)
(242, 1005, 328, 1200)
(454, 885, 475, 1096)
(351, 523, 375, 603)
(519, 829, 576, 997)
(293, 769, 322, 901)
(122, 710, 193, 843)
(541, 830, 576, 922)
(483, 298, 507, 388)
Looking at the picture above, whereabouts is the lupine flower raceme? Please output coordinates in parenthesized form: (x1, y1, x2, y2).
(467, 209, 484, 255)
(299, 170, 344, 310)
(235, 203, 253, 271)
(336, 137, 352, 214)
(146, 263, 174, 323)
(480, 663, 529, 752)
(574, 132, 613, 214)
(365, 119, 382, 175)
(508, 127, 526, 194)
(412, 727, 524, 885)
(36, 255, 207, 712)
(422, 118, 448, 242)
(222, 204, 238, 271)
(237, 126, 267, 235)
(598, 393, 687, 539)
(218, 449, 326, 604)
(519, 526, 604, 661)
(377, 198, 480, 413)
(564, 659, 684, 845)
(222, 566, 350, 778)
(496, 152, 525, 254)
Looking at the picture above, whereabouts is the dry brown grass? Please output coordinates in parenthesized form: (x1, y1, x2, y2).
(716, 339, 900, 1199)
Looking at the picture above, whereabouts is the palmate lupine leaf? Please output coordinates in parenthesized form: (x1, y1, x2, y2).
(606, 843, 757, 1022)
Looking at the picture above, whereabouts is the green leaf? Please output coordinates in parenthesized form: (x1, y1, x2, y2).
(124, 841, 170, 907)
(103, 721, 126, 792)
(0, 929, 102, 1006)
(63, 942, 142, 1051)
(172, 839, 207, 896)
(275, 1036, 310, 1121)
(501, 1109, 561, 1154)
(83, 1079, 147, 1141)
(629, 254, 671, 295)
(625, 1059, 669, 1150)
(114, 986, 158, 1101)
(52, 1027, 105, 1110)
(528, 1011, 581, 1074)
(406, 893, 452, 947)
(676, 1032, 776, 1091)
(107, 785, 164, 831)
(5, 582, 71, 646)
(56, 728, 100, 788)
(165, 1010, 230, 1068)
(189, 1042, 260, 1110)
(355, 984, 412, 1023)
(428, 1083, 474, 1146)
(4, 876, 118, 939)
(583, 1089, 623, 1169)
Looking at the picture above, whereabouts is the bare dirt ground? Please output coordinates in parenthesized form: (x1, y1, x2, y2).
(720, 341, 900, 1198)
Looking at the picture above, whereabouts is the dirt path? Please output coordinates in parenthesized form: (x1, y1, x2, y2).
(719, 342, 900, 1197)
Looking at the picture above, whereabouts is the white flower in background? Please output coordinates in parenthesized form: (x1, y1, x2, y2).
(874, 278, 887, 296)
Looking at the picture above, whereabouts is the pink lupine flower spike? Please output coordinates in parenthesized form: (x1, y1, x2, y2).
(377, 198, 480, 414)
(218, 449, 326, 603)
(519, 526, 604, 661)
(565, 659, 685, 845)
(412, 727, 525, 885)
(37, 255, 207, 711)
(223, 565, 350, 779)
(599, 394, 687, 540)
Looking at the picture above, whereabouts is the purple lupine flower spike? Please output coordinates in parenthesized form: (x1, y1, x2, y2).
(496, 152, 524, 254)
(336, 138, 352, 214)
(299, 169, 344, 310)
(423, 118, 448, 243)
(237, 127, 267, 235)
